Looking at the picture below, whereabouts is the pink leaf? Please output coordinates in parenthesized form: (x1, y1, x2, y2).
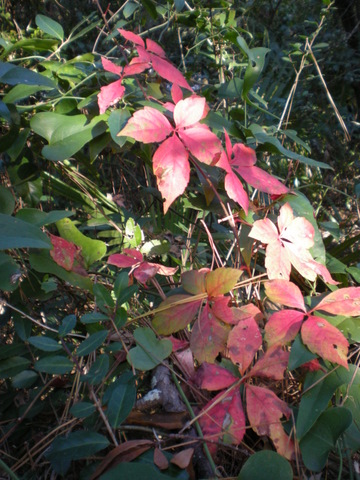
(146, 38, 167, 58)
(224, 170, 249, 214)
(118, 107, 173, 143)
(152, 295, 202, 335)
(265, 280, 306, 312)
(238, 165, 288, 195)
(190, 303, 230, 363)
(118, 29, 145, 48)
(155, 264, 178, 276)
(178, 124, 222, 165)
(133, 261, 160, 285)
(123, 58, 150, 76)
(301, 359, 324, 372)
(205, 267, 240, 297)
(265, 239, 292, 280)
(170, 448, 194, 469)
(265, 310, 304, 346)
(108, 249, 143, 268)
(314, 287, 360, 316)
(193, 362, 237, 390)
(227, 317, 262, 374)
(171, 84, 183, 104)
(249, 345, 289, 380)
(224, 130, 232, 161)
(174, 96, 206, 128)
(246, 384, 294, 460)
(211, 297, 261, 325)
(101, 57, 123, 76)
(199, 389, 245, 453)
(232, 143, 257, 167)
(249, 218, 279, 244)
(98, 80, 125, 114)
(168, 336, 188, 352)
(151, 54, 192, 91)
(281, 216, 315, 250)
(301, 315, 349, 369)
(153, 135, 190, 213)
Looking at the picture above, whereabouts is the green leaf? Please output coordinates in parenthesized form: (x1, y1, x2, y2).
(99, 462, 173, 480)
(0, 186, 15, 214)
(12, 370, 38, 388)
(58, 314, 77, 337)
(218, 78, 244, 98)
(94, 283, 114, 313)
(70, 402, 96, 419)
(35, 355, 73, 374)
(114, 271, 130, 299)
(206, 267, 240, 296)
(238, 450, 293, 480)
(30, 112, 107, 161)
(127, 327, 172, 371)
(0, 213, 52, 250)
(107, 372, 136, 428)
(45, 431, 109, 476)
(81, 312, 109, 324)
(3, 83, 54, 103)
(115, 284, 138, 307)
(108, 109, 131, 147)
(288, 335, 317, 370)
(0, 252, 21, 291)
(296, 368, 352, 439)
(140, 0, 157, 19)
(237, 36, 270, 98)
(300, 407, 352, 471)
(0, 61, 56, 87)
(81, 354, 109, 385)
(36, 14, 64, 41)
(0, 356, 31, 378)
(28, 336, 62, 352)
(1, 39, 59, 59)
(76, 330, 108, 356)
(55, 217, 107, 268)
(16, 209, 73, 227)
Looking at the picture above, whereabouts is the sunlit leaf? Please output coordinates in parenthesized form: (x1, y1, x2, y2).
(265, 310, 304, 346)
(118, 106, 173, 143)
(265, 280, 306, 312)
(314, 287, 360, 316)
(153, 295, 202, 335)
(193, 362, 237, 390)
(206, 267, 240, 297)
(227, 317, 262, 374)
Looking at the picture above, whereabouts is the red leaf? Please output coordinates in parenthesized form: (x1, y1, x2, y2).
(190, 303, 230, 363)
(265, 279, 306, 312)
(108, 249, 143, 268)
(178, 124, 222, 165)
(227, 318, 262, 374)
(249, 345, 289, 380)
(301, 359, 324, 372)
(118, 107, 173, 143)
(245, 384, 294, 460)
(265, 309, 304, 346)
(171, 84, 183, 104)
(153, 135, 190, 213)
(232, 143, 257, 166)
(211, 297, 261, 325)
(101, 57, 123, 76)
(224, 170, 249, 215)
(168, 336, 188, 352)
(123, 58, 149, 76)
(146, 38, 167, 58)
(151, 54, 192, 91)
(174, 96, 206, 128)
(170, 448, 194, 469)
(181, 269, 209, 295)
(205, 267, 240, 297)
(118, 28, 145, 48)
(133, 261, 160, 284)
(301, 315, 349, 369)
(50, 234, 80, 271)
(314, 287, 360, 316)
(199, 389, 245, 452)
(98, 80, 125, 114)
(152, 295, 202, 335)
(193, 362, 237, 390)
(239, 165, 289, 195)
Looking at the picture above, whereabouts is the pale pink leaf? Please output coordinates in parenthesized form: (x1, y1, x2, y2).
(246, 384, 294, 460)
(163, 102, 175, 113)
(146, 38, 167, 58)
(153, 135, 190, 213)
(249, 345, 289, 380)
(98, 80, 125, 114)
(155, 264, 178, 276)
(174, 96, 206, 128)
(118, 107, 173, 143)
(224, 171, 249, 214)
(265, 280, 306, 312)
(108, 249, 143, 268)
(151, 54, 192, 91)
(190, 304, 230, 364)
(101, 57, 123, 76)
(171, 84, 183, 104)
(118, 29, 145, 48)
(178, 124, 222, 165)
(281, 216, 315, 250)
(238, 165, 288, 195)
(301, 315, 349, 369)
(193, 362, 237, 390)
(205, 267, 240, 297)
(152, 295, 202, 335)
(265, 309, 304, 346)
(277, 202, 294, 232)
(199, 389, 245, 453)
(228, 317, 262, 374)
(308, 260, 338, 285)
(314, 287, 360, 316)
(265, 240, 291, 280)
(249, 218, 279, 244)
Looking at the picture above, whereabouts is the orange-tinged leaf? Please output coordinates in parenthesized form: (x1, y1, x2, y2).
(199, 389, 245, 453)
(249, 345, 289, 380)
(211, 297, 262, 325)
(227, 318, 262, 374)
(181, 269, 209, 295)
(265, 279, 306, 312)
(193, 362, 237, 390)
(314, 287, 360, 316)
(265, 309, 304, 346)
(246, 384, 294, 459)
(301, 315, 349, 369)
(153, 135, 189, 213)
(205, 267, 240, 297)
(249, 218, 279, 244)
(178, 124, 222, 165)
(190, 304, 230, 363)
(174, 96, 206, 128)
(118, 106, 173, 143)
(152, 295, 201, 335)
(170, 448, 194, 469)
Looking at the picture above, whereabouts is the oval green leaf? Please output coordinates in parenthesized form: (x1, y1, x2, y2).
(76, 330, 108, 357)
(35, 14, 64, 41)
(35, 355, 73, 374)
(238, 450, 293, 480)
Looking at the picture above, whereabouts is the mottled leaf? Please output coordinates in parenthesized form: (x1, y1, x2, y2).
(227, 317, 262, 374)
(206, 267, 240, 297)
(314, 287, 360, 316)
(178, 125, 222, 165)
(174, 96, 206, 128)
(249, 346, 289, 380)
(193, 362, 237, 390)
(152, 295, 202, 335)
(265, 280, 306, 312)
(118, 107, 173, 143)
(108, 249, 142, 268)
(265, 310, 304, 346)
(181, 269, 209, 295)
